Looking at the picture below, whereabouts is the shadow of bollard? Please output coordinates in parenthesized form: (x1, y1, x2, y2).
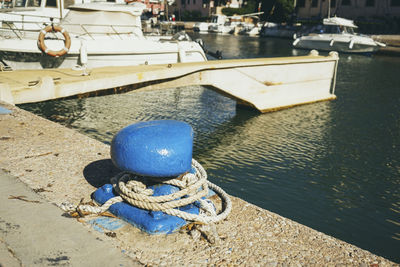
(83, 159, 120, 188)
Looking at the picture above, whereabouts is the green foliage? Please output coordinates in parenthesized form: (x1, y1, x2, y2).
(268, 0, 295, 22)
(181, 10, 204, 21)
(221, 0, 295, 23)
(221, 0, 257, 16)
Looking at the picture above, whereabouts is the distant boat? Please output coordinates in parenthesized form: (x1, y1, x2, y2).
(193, 14, 227, 33)
(292, 16, 385, 54)
(0, 2, 207, 70)
(260, 22, 300, 39)
(194, 12, 263, 35)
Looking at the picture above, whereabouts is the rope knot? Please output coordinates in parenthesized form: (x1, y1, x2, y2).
(182, 172, 197, 186)
(125, 179, 153, 195)
(60, 159, 232, 228)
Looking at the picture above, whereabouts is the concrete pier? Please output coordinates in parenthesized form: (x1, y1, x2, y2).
(0, 54, 338, 113)
(0, 101, 397, 266)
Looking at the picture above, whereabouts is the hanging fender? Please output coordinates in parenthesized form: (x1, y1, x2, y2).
(349, 39, 355, 49)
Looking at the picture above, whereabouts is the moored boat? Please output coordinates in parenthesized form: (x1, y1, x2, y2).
(292, 16, 385, 54)
(0, 2, 206, 70)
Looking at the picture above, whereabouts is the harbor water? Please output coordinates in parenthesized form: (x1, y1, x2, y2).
(20, 33, 400, 262)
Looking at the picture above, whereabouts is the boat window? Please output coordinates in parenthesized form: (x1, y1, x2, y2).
(313, 25, 323, 33)
(323, 25, 341, 34)
(14, 0, 26, 7)
(45, 0, 57, 7)
(346, 27, 355, 34)
(14, 0, 42, 7)
(23, 0, 41, 7)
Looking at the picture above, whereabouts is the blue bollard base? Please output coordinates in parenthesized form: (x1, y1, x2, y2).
(93, 183, 202, 234)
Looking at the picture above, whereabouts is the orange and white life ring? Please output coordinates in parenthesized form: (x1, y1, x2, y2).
(37, 25, 71, 57)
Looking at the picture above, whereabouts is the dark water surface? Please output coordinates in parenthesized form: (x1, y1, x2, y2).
(20, 34, 400, 262)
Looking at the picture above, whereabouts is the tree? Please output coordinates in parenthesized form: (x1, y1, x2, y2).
(222, 0, 257, 16)
(221, 0, 294, 22)
(258, 0, 295, 22)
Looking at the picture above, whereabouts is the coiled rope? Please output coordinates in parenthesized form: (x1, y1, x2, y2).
(60, 159, 231, 225)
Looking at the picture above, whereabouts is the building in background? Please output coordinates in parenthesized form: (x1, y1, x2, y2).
(170, 0, 212, 17)
(170, 0, 244, 18)
(296, 0, 400, 19)
(125, 0, 164, 15)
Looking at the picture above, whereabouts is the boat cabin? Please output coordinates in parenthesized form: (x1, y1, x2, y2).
(306, 17, 358, 35)
(60, 3, 145, 38)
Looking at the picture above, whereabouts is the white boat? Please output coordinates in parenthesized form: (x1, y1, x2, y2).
(194, 14, 227, 33)
(193, 22, 209, 33)
(232, 12, 263, 36)
(0, 2, 207, 70)
(292, 16, 385, 54)
(238, 23, 261, 36)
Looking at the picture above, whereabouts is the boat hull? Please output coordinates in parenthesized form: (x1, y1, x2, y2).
(295, 39, 379, 53)
(293, 33, 381, 54)
(0, 38, 207, 70)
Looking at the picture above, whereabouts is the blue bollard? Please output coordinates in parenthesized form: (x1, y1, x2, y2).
(110, 120, 193, 178)
(96, 120, 208, 234)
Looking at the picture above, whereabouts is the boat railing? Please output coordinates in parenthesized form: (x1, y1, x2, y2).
(0, 20, 143, 40)
(0, 9, 61, 19)
(62, 23, 143, 40)
(0, 20, 53, 40)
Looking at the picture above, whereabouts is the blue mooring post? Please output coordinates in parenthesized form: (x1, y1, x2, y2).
(110, 120, 193, 177)
(93, 120, 202, 234)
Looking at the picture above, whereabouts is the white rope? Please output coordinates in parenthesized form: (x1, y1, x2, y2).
(60, 159, 231, 225)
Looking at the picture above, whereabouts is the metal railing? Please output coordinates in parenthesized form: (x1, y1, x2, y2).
(0, 19, 143, 40)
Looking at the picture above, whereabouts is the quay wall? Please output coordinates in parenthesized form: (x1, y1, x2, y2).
(0, 101, 397, 266)
(372, 35, 400, 56)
